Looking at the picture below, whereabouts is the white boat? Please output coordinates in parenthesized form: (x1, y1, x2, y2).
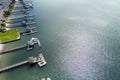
(38, 61, 47, 67)
(47, 77, 51, 80)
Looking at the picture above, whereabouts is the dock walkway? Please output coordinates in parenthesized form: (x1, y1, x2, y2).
(0, 44, 27, 54)
(8, 15, 34, 20)
(0, 54, 46, 73)
(0, 60, 28, 72)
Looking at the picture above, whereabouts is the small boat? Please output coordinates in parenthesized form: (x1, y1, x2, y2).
(38, 61, 46, 67)
(37, 54, 47, 67)
(47, 77, 51, 80)
(41, 78, 45, 80)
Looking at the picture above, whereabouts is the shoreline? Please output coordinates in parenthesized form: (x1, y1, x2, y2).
(0, 0, 14, 63)
(0, 44, 4, 51)
(0, 0, 15, 53)
(0, 44, 4, 63)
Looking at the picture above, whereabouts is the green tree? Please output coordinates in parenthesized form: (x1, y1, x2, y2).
(3, 10, 10, 17)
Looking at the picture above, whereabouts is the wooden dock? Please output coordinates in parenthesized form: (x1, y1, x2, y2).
(26, 22, 36, 25)
(37, 54, 47, 67)
(0, 44, 27, 54)
(0, 38, 41, 55)
(22, 31, 38, 35)
(0, 61, 28, 72)
(20, 27, 38, 35)
(8, 15, 34, 20)
(39, 54, 46, 63)
(0, 54, 46, 73)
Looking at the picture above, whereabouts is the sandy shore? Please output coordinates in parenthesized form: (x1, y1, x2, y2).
(0, 44, 4, 58)
(0, 44, 4, 51)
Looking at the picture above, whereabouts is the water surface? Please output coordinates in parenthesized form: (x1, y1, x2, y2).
(0, 0, 120, 80)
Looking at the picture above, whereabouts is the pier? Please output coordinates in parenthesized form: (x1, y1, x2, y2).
(20, 31, 38, 35)
(6, 17, 35, 27)
(0, 61, 28, 72)
(8, 15, 34, 20)
(6, 17, 34, 23)
(20, 27, 38, 35)
(22, 21, 36, 26)
(0, 44, 27, 54)
(0, 54, 46, 73)
(0, 38, 41, 55)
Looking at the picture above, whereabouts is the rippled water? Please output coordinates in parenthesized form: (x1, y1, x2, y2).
(0, 0, 120, 80)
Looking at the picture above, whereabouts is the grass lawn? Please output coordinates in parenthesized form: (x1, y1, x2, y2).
(0, 28, 20, 43)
